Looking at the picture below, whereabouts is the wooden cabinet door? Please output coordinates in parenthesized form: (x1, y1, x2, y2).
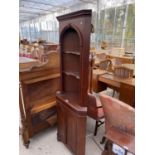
(66, 106, 86, 155)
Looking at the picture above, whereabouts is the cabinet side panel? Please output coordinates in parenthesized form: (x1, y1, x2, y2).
(76, 116, 87, 155)
(57, 102, 66, 143)
(66, 108, 77, 153)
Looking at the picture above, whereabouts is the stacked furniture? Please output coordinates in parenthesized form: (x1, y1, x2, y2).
(19, 51, 60, 148)
(56, 10, 92, 155)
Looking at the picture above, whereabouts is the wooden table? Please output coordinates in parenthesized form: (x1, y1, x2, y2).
(98, 72, 135, 88)
(93, 70, 135, 107)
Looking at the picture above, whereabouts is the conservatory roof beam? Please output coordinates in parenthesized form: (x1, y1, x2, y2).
(21, 0, 68, 9)
(19, 6, 54, 13)
(20, 11, 42, 15)
(79, 0, 97, 4)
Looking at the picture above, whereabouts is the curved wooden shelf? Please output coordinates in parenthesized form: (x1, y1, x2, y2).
(63, 51, 80, 55)
(46, 114, 57, 126)
(63, 71, 80, 79)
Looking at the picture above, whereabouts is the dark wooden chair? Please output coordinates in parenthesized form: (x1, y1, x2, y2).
(114, 66, 133, 79)
(92, 53, 107, 69)
(99, 92, 135, 155)
(112, 66, 134, 97)
(99, 59, 112, 71)
(111, 58, 122, 68)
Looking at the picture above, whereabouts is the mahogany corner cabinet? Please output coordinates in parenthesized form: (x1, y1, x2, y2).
(56, 10, 92, 155)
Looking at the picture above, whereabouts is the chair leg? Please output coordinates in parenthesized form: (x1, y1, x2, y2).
(94, 120, 104, 136)
(104, 140, 110, 151)
(100, 136, 106, 144)
(112, 90, 115, 97)
(108, 143, 115, 155)
(94, 121, 98, 136)
(125, 150, 128, 155)
(113, 90, 120, 98)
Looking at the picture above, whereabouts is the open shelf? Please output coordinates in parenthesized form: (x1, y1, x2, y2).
(62, 53, 80, 73)
(46, 114, 57, 126)
(62, 28, 80, 53)
(58, 92, 79, 104)
(31, 99, 57, 114)
(57, 92, 87, 113)
(63, 73, 80, 93)
(24, 73, 60, 84)
(63, 71, 80, 79)
(32, 107, 57, 126)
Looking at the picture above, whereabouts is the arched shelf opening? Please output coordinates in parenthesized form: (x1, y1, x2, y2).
(60, 27, 81, 94)
(62, 28, 80, 54)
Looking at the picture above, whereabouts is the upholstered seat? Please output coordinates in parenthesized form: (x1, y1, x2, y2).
(87, 92, 104, 136)
(105, 126, 135, 154)
(87, 93, 104, 119)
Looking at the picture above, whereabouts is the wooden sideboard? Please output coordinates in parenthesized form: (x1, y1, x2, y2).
(19, 51, 60, 148)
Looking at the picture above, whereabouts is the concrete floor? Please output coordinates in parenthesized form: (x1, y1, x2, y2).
(19, 117, 105, 155)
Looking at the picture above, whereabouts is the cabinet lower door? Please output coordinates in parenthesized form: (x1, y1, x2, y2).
(57, 101, 87, 155)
